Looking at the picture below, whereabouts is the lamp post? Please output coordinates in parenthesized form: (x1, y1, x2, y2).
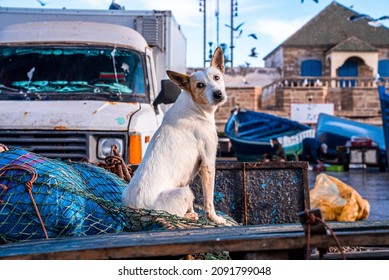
(216, 0, 219, 47)
(200, 0, 238, 67)
(230, 0, 238, 67)
(199, 0, 207, 67)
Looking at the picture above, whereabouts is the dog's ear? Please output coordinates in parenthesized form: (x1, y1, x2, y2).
(166, 70, 190, 92)
(210, 47, 225, 74)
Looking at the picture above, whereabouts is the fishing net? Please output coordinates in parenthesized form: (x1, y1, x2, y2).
(0, 148, 235, 250)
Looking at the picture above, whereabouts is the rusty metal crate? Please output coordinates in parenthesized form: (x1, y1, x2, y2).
(191, 161, 310, 225)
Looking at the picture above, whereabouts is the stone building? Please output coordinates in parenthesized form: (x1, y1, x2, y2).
(216, 1, 389, 131)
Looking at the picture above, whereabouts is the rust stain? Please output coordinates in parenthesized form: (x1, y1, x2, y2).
(54, 126, 69, 131)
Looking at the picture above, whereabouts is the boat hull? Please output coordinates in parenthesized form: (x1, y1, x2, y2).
(315, 113, 385, 153)
(225, 109, 314, 161)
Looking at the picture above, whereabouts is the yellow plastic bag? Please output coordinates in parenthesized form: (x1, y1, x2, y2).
(310, 173, 370, 221)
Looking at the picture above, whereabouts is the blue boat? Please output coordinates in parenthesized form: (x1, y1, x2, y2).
(224, 108, 314, 161)
(379, 85, 389, 162)
(315, 113, 386, 155)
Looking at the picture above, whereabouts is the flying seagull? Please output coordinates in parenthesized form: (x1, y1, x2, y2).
(249, 47, 258, 58)
(248, 33, 258, 40)
(36, 0, 47, 6)
(348, 14, 389, 27)
(225, 22, 245, 31)
(109, 0, 123, 10)
(235, 29, 243, 39)
(301, 0, 319, 3)
(348, 14, 372, 21)
(375, 73, 385, 83)
(368, 16, 389, 27)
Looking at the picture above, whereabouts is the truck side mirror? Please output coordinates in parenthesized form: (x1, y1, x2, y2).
(153, 79, 181, 106)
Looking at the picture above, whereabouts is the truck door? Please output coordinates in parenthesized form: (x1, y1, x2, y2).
(145, 48, 163, 126)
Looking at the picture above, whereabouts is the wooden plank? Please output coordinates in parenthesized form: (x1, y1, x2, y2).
(1, 221, 389, 260)
(316, 250, 389, 260)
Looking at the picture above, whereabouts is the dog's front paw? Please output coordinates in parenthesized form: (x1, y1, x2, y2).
(208, 214, 227, 225)
(184, 212, 199, 220)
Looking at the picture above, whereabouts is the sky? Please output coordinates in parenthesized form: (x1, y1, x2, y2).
(0, 0, 388, 68)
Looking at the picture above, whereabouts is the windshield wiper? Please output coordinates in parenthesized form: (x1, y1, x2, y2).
(0, 84, 43, 99)
(0, 84, 22, 92)
(0, 84, 28, 97)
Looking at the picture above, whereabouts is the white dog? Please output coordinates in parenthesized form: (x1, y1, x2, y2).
(122, 47, 227, 224)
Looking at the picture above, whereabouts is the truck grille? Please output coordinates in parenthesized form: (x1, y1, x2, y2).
(0, 130, 88, 160)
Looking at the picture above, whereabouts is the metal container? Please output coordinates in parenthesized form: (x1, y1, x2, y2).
(191, 161, 310, 225)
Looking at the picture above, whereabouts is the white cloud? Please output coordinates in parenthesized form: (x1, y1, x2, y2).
(253, 16, 311, 44)
(238, 2, 275, 15)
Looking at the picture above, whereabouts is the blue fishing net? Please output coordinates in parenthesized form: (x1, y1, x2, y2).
(0, 148, 225, 244)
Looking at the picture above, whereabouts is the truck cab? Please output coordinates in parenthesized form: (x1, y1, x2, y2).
(0, 20, 168, 164)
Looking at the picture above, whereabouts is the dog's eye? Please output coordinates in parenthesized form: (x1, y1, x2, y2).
(197, 83, 205, 88)
(214, 75, 220, 81)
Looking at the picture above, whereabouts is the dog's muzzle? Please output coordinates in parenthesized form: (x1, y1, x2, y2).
(213, 90, 224, 103)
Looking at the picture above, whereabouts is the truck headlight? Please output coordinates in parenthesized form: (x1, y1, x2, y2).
(97, 138, 124, 159)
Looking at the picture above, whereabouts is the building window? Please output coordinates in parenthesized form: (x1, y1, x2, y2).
(378, 60, 389, 77)
(301, 60, 322, 77)
(338, 59, 359, 87)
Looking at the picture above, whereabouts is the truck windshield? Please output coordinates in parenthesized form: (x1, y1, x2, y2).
(0, 46, 146, 99)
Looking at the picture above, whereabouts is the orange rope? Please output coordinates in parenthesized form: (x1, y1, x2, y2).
(304, 209, 345, 260)
(0, 164, 49, 239)
(0, 183, 7, 203)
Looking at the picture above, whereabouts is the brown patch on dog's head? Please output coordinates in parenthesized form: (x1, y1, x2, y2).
(166, 70, 190, 92)
(166, 70, 209, 105)
(188, 75, 209, 105)
(166, 47, 226, 107)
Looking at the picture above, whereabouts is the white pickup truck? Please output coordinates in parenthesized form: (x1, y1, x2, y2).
(0, 7, 185, 164)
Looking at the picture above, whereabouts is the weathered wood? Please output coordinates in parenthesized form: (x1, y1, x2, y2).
(314, 250, 389, 260)
(1, 221, 388, 260)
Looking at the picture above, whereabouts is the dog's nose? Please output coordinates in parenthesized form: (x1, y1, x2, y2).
(213, 90, 223, 101)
